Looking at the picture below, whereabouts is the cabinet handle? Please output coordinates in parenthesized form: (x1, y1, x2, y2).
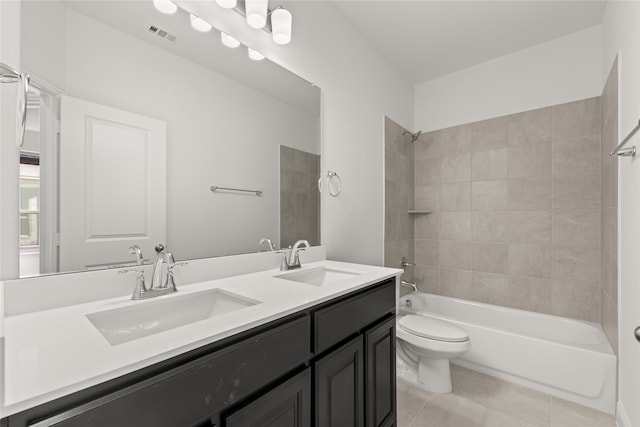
(635, 326, 640, 343)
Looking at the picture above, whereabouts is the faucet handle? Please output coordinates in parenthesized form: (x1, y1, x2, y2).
(167, 261, 188, 273)
(119, 268, 148, 300)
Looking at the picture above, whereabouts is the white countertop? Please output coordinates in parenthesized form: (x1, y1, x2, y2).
(1, 260, 400, 417)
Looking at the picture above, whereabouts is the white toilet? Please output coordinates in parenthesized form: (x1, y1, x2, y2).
(396, 314, 470, 394)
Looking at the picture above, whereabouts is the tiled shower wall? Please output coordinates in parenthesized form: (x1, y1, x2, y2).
(601, 58, 618, 354)
(411, 97, 604, 322)
(280, 145, 320, 249)
(384, 118, 413, 282)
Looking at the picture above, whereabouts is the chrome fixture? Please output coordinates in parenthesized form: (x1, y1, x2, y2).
(610, 119, 640, 157)
(319, 171, 342, 197)
(0, 62, 29, 147)
(128, 245, 147, 266)
(120, 247, 187, 300)
(210, 185, 263, 196)
(278, 239, 309, 271)
(400, 257, 415, 269)
(401, 280, 418, 292)
(259, 237, 277, 251)
(402, 130, 422, 143)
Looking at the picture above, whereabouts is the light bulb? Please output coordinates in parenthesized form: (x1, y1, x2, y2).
(245, 0, 268, 29)
(190, 14, 212, 32)
(248, 48, 265, 61)
(221, 32, 240, 48)
(271, 8, 292, 45)
(153, 0, 177, 14)
(216, 0, 237, 8)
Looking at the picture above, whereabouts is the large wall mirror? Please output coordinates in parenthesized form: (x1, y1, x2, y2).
(17, 0, 321, 278)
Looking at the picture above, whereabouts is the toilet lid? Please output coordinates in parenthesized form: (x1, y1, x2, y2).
(399, 315, 468, 342)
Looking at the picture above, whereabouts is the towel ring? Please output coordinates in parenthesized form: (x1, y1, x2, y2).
(327, 171, 342, 197)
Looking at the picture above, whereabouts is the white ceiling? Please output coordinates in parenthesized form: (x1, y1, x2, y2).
(333, 1, 607, 84)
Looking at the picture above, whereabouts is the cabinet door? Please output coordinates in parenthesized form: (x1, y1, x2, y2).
(315, 336, 364, 427)
(365, 317, 396, 427)
(225, 369, 311, 427)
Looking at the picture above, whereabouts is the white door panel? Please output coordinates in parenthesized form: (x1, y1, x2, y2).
(59, 96, 166, 271)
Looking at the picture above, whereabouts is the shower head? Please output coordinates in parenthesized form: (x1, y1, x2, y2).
(402, 130, 423, 143)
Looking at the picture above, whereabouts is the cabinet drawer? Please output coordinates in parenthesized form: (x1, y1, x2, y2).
(31, 315, 311, 427)
(313, 279, 395, 354)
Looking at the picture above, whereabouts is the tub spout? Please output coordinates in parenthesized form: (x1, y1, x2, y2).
(401, 280, 418, 292)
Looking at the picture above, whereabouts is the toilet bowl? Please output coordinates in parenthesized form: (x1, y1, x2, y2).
(396, 314, 470, 394)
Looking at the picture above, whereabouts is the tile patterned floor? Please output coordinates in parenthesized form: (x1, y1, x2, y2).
(397, 365, 616, 427)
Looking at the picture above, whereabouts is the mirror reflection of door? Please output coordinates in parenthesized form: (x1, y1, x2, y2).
(19, 84, 59, 277)
(58, 95, 167, 272)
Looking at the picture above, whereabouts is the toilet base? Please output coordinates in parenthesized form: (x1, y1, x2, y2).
(396, 354, 454, 394)
(417, 358, 452, 394)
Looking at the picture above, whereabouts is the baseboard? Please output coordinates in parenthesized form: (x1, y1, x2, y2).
(617, 401, 631, 427)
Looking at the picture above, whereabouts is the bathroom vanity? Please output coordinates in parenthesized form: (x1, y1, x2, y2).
(0, 256, 399, 427)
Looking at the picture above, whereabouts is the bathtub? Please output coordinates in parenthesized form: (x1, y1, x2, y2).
(399, 292, 616, 414)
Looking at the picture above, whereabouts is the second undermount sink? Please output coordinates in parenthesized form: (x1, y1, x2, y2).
(86, 289, 260, 346)
(275, 266, 362, 287)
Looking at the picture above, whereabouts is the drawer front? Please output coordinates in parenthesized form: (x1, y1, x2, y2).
(313, 279, 395, 354)
(31, 315, 311, 427)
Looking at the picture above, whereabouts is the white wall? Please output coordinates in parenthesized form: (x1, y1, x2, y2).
(20, 2, 320, 261)
(601, 2, 640, 426)
(414, 25, 603, 132)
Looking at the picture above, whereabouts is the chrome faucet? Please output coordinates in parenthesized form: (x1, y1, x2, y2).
(128, 245, 146, 265)
(259, 237, 277, 251)
(119, 246, 187, 300)
(401, 280, 418, 292)
(278, 239, 310, 271)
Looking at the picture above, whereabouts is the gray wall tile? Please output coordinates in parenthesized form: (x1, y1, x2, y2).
(509, 107, 552, 146)
(601, 291, 618, 354)
(472, 147, 508, 181)
(439, 125, 472, 155)
(440, 268, 473, 299)
(507, 211, 551, 244)
(552, 245, 601, 285)
(414, 266, 440, 293)
(472, 211, 508, 242)
(552, 172, 600, 210)
(440, 183, 471, 211)
(414, 212, 439, 240)
(472, 243, 508, 274)
(415, 184, 439, 211)
(508, 176, 551, 210)
(414, 131, 442, 159)
(440, 212, 472, 241)
(551, 281, 600, 322)
(472, 180, 508, 211)
(440, 240, 472, 270)
(603, 206, 617, 257)
(508, 244, 551, 279)
(472, 272, 509, 306)
(415, 239, 439, 267)
(415, 157, 441, 185)
(552, 209, 601, 246)
(471, 116, 509, 152)
(508, 143, 551, 178)
(441, 153, 471, 183)
(552, 134, 601, 178)
(509, 277, 552, 313)
(602, 251, 617, 303)
(552, 97, 601, 140)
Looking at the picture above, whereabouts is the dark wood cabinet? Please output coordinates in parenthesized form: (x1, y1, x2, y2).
(365, 316, 396, 427)
(315, 336, 365, 427)
(4, 278, 396, 427)
(225, 369, 311, 427)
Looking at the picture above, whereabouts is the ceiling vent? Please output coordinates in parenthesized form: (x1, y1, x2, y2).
(149, 25, 176, 42)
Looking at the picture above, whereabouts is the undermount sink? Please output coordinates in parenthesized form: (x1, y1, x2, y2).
(275, 266, 362, 286)
(86, 289, 260, 346)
